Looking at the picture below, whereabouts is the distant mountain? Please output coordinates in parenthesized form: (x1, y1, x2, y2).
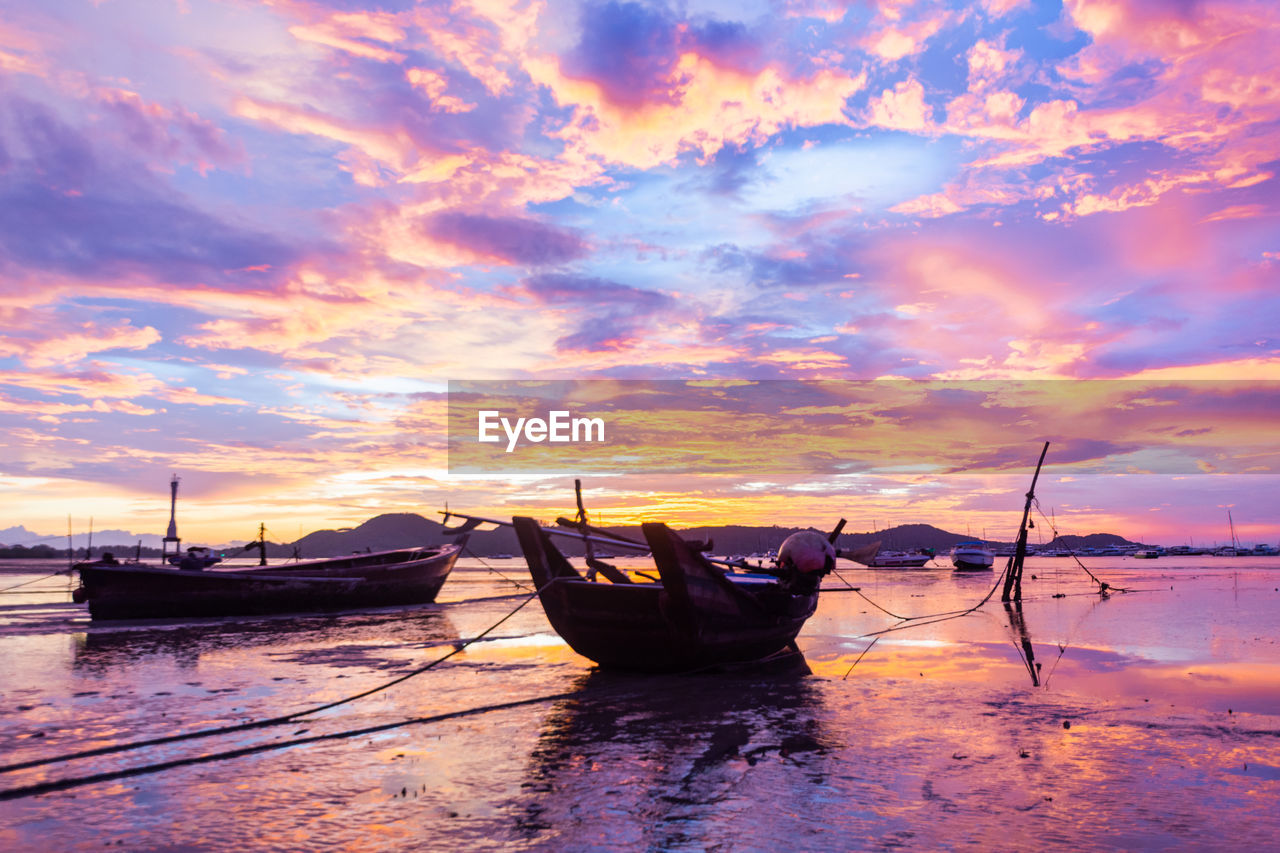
(290, 513, 463, 557)
(2, 513, 1144, 560)
(0, 525, 165, 550)
(280, 514, 1143, 558)
(1044, 533, 1140, 549)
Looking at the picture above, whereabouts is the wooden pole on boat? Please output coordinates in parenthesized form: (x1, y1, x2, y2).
(1002, 441, 1050, 603)
(574, 479, 597, 578)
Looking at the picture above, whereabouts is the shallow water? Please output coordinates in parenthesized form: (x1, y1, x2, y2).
(1, 556, 1277, 850)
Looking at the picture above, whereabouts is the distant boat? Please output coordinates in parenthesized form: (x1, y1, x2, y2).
(867, 549, 933, 568)
(951, 541, 994, 571)
(1220, 510, 1243, 556)
(73, 544, 463, 620)
(1133, 549, 1160, 559)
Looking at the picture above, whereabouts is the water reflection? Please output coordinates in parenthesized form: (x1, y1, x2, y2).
(512, 655, 830, 847)
(1003, 600, 1040, 687)
(71, 608, 460, 674)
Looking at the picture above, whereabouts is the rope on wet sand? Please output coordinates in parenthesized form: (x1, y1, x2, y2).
(0, 569, 72, 595)
(0, 690, 585, 802)
(463, 546, 535, 592)
(840, 637, 879, 680)
(0, 584, 551, 778)
(1033, 500, 1133, 593)
(833, 563, 1010, 627)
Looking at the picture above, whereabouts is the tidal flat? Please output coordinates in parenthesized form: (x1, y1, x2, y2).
(1, 556, 1277, 851)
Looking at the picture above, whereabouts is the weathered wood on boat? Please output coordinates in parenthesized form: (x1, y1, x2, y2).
(74, 545, 463, 620)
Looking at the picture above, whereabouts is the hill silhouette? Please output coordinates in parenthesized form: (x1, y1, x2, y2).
(272, 513, 1142, 558)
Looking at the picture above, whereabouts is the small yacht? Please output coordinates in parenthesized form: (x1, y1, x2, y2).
(950, 541, 995, 571)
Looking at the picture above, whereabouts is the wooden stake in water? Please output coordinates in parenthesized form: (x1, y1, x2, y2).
(1002, 441, 1050, 603)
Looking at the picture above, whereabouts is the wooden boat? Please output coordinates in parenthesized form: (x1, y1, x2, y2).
(511, 516, 835, 671)
(72, 544, 463, 621)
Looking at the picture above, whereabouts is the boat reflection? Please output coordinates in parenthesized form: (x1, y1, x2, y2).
(71, 607, 460, 674)
(511, 654, 831, 845)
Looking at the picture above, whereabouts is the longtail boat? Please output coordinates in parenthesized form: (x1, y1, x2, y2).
(512, 517, 839, 671)
(441, 481, 859, 671)
(73, 544, 464, 621)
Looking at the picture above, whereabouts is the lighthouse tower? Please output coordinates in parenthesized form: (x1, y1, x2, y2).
(162, 474, 181, 562)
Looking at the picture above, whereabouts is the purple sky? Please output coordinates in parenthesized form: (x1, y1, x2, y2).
(0, 0, 1277, 544)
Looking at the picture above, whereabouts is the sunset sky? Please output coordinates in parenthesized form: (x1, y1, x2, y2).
(1, 0, 1277, 546)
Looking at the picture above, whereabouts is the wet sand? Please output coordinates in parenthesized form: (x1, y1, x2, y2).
(1, 556, 1278, 850)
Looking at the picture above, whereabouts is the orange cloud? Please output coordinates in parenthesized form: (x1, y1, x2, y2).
(1120, 358, 1280, 381)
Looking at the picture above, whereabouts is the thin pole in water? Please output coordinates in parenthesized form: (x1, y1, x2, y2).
(1002, 441, 1050, 603)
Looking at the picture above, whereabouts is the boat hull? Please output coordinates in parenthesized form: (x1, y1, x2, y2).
(950, 543, 995, 571)
(535, 576, 815, 671)
(515, 518, 818, 672)
(75, 545, 461, 620)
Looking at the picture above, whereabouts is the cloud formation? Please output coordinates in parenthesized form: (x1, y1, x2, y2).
(0, 0, 1277, 540)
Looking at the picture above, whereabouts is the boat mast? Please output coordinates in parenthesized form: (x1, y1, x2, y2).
(163, 474, 181, 562)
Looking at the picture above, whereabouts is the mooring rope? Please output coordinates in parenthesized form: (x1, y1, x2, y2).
(1032, 500, 1133, 593)
(0, 690, 586, 802)
(463, 545, 535, 592)
(0, 569, 72, 595)
(0, 583, 550, 779)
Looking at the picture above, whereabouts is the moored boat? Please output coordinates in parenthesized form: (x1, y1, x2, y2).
(73, 544, 463, 620)
(511, 517, 834, 671)
(950, 540, 995, 571)
(867, 549, 933, 568)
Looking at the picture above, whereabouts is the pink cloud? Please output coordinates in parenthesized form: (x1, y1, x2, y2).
(866, 78, 932, 131)
(1200, 203, 1268, 223)
(415, 211, 589, 267)
(288, 11, 407, 63)
(0, 320, 162, 369)
(405, 68, 476, 113)
(862, 15, 951, 62)
(93, 87, 244, 175)
(530, 53, 865, 169)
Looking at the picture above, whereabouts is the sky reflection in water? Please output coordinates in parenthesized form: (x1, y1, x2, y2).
(0, 557, 1277, 850)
